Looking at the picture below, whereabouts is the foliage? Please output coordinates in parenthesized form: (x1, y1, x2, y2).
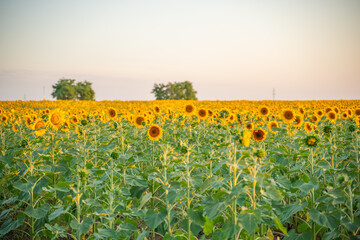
(51, 79, 95, 100)
(152, 81, 197, 100)
(0, 100, 359, 240)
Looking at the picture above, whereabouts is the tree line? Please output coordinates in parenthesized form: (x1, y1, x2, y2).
(52, 79, 197, 100)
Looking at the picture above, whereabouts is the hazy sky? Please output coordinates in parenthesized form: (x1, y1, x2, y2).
(1, 0, 359, 101)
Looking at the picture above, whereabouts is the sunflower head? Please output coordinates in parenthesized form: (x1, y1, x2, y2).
(252, 128, 267, 142)
(293, 116, 303, 127)
(134, 116, 146, 128)
(33, 120, 46, 136)
(198, 109, 207, 120)
(107, 107, 117, 120)
(259, 106, 269, 117)
(268, 121, 279, 134)
(185, 104, 195, 116)
(282, 109, 295, 123)
(49, 110, 63, 130)
(304, 122, 315, 133)
(148, 125, 163, 141)
(355, 108, 360, 117)
(327, 111, 337, 123)
(246, 123, 254, 130)
(304, 135, 319, 147)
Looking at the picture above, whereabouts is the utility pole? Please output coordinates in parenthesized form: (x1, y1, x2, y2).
(272, 88, 276, 101)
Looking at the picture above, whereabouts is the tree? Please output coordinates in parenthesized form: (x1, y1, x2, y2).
(151, 81, 197, 100)
(52, 78, 95, 100)
(76, 81, 95, 100)
(51, 79, 78, 100)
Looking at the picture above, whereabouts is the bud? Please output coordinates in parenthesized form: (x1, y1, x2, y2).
(21, 139, 28, 148)
(323, 125, 332, 134)
(81, 119, 88, 126)
(255, 149, 266, 158)
(110, 151, 119, 160)
(348, 124, 356, 132)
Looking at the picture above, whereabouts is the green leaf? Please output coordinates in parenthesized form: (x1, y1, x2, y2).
(203, 216, 214, 235)
(48, 205, 70, 221)
(283, 229, 312, 240)
(70, 217, 94, 235)
(138, 192, 151, 209)
(144, 209, 167, 230)
(136, 230, 149, 240)
(25, 204, 51, 219)
(202, 197, 226, 220)
(0, 215, 25, 237)
(44, 223, 67, 238)
(13, 180, 33, 193)
(94, 228, 120, 239)
(280, 200, 307, 223)
(264, 186, 282, 201)
(274, 216, 288, 236)
(308, 208, 340, 230)
(187, 209, 205, 226)
(238, 210, 261, 235)
(0, 208, 12, 220)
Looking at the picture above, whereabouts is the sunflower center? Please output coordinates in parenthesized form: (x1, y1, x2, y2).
(284, 111, 294, 120)
(51, 113, 61, 125)
(35, 121, 45, 129)
(199, 110, 206, 117)
(109, 109, 116, 117)
(136, 117, 144, 125)
(150, 127, 160, 137)
(185, 105, 194, 113)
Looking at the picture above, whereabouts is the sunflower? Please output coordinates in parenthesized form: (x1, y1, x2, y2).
(246, 123, 254, 130)
(1, 115, 8, 124)
(282, 109, 295, 123)
(49, 110, 63, 130)
(62, 121, 71, 132)
(304, 135, 319, 147)
(154, 106, 161, 114)
(293, 116, 303, 127)
(268, 121, 279, 134)
(259, 106, 269, 117)
(12, 121, 20, 132)
(107, 107, 117, 120)
(304, 122, 315, 133)
(70, 115, 79, 124)
(326, 111, 337, 123)
(325, 107, 332, 113)
(354, 108, 360, 118)
(24, 116, 33, 128)
(310, 115, 319, 123)
(33, 120, 46, 136)
(341, 112, 348, 119)
(208, 110, 214, 118)
(147, 125, 163, 141)
(252, 128, 267, 142)
(134, 116, 145, 128)
(197, 109, 207, 120)
(185, 104, 195, 116)
(316, 110, 324, 117)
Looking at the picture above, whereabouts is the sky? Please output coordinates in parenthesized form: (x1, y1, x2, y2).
(0, 0, 359, 101)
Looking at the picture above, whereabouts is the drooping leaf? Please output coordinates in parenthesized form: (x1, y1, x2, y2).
(274, 216, 288, 236)
(203, 216, 214, 235)
(308, 208, 340, 230)
(0, 216, 25, 237)
(238, 210, 261, 235)
(144, 209, 167, 230)
(25, 204, 51, 219)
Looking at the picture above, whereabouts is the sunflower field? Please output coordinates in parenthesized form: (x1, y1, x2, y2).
(0, 100, 360, 240)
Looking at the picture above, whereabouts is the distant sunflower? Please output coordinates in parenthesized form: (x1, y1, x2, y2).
(1, 115, 8, 124)
(70, 115, 79, 124)
(316, 110, 324, 117)
(154, 106, 161, 114)
(293, 116, 303, 127)
(304, 135, 319, 147)
(252, 128, 267, 142)
(49, 110, 63, 130)
(12, 121, 20, 132)
(354, 108, 360, 117)
(325, 107, 332, 113)
(282, 109, 295, 123)
(268, 121, 279, 134)
(310, 115, 319, 123)
(304, 122, 315, 133)
(341, 112, 348, 119)
(246, 123, 254, 130)
(33, 120, 46, 136)
(148, 125, 163, 141)
(299, 107, 305, 115)
(62, 121, 70, 132)
(208, 110, 214, 118)
(134, 116, 145, 128)
(24, 116, 32, 128)
(259, 106, 270, 117)
(185, 104, 195, 116)
(327, 111, 337, 123)
(198, 109, 207, 120)
(107, 107, 117, 120)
